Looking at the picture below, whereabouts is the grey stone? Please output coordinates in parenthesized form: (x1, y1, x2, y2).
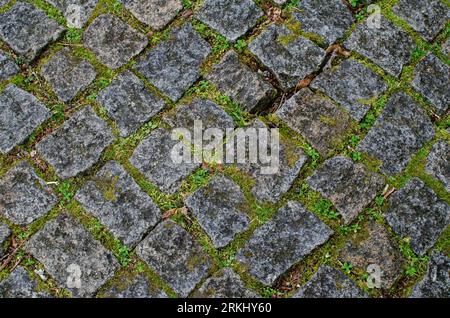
(46, 0, 98, 28)
(185, 175, 250, 248)
(37, 106, 114, 179)
(425, 140, 450, 192)
(135, 23, 211, 101)
(97, 70, 165, 137)
(443, 38, 450, 56)
(344, 16, 414, 77)
(26, 213, 119, 297)
(0, 222, 10, 258)
(307, 156, 385, 224)
(205, 51, 276, 112)
(0, 84, 51, 154)
(196, 0, 263, 42)
(412, 54, 449, 115)
(411, 252, 449, 298)
(103, 274, 168, 298)
(123, 0, 182, 30)
(311, 59, 388, 121)
(0, 267, 49, 298)
(136, 220, 211, 297)
(0, 2, 65, 62)
(276, 88, 352, 156)
(249, 24, 326, 90)
(357, 92, 435, 175)
(293, 266, 366, 298)
(0, 50, 19, 81)
(386, 178, 450, 256)
(84, 14, 148, 69)
(41, 47, 97, 102)
(236, 201, 333, 285)
(0, 0, 6, 7)
(75, 161, 161, 247)
(0, 161, 57, 225)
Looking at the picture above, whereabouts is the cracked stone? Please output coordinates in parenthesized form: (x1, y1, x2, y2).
(135, 23, 211, 101)
(249, 24, 326, 90)
(411, 252, 449, 298)
(136, 220, 211, 297)
(36, 106, 114, 179)
(0, 50, 19, 82)
(425, 140, 450, 192)
(0, 84, 51, 154)
(25, 213, 119, 297)
(0, 267, 49, 298)
(0, 222, 10, 259)
(46, 0, 98, 28)
(84, 14, 148, 69)
(123, 0, 182, 30)
(0, 161, 57, 225)
(97, 70, 166, 137)
(236, 201, 333, 285)
(185, 174, 250, 248)
(386, 178, 450, 256)
(311, 59, 388, 121)
(357, 92, 435, 175)
(41, 47, 97, 102)
(103, 274, 168, 298)
(205, 51, 276, 112)
(0, 2, 65, 62)
(307, 156, 385, 224)
(75, 161, 161, 247)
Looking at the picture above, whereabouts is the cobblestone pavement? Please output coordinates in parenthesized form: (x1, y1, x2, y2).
(0, 0, 449, 298)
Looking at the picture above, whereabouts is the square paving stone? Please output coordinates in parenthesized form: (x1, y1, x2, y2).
(410, 252, 449, 298)
(307, 156, 385, 224)
(192, 268, 258, 298)
(292, 0, 354, 45)
(249, 24, 326, 90)
(393, 0, 449, 41)
(0, 267, 49, 298)
(0, 2, 65, 62)
(185, 174, 250, 248)
(310, 59, 388, 121)
(41, 47, 97, 102)
(205, 51, 276, 113)
(135, 23, 211, 101)
(36, 106, 114, 179)
(357, 92, 434, 175)
(196, 0, 264, 42)
(102, 274, 168, 298)
(0, 50, 19, 82)
(411, 54, 449, 115)
(425, 140, 450, 192)
(97, 70, 166, 137)
(122, 0, 182, 30)
(344, 16, 415, 77)
(386, 178, 450, 256)
(46, 0, 98, 28)
(25, 213, 119, 297)
(136, 220, 211, 297)
(0, 84, 51, 154)
(0, 161, 57, 225)
(83, 14, 148, 69)
(0, 222, 11, 258)
(75, 161, 161, 247)
(293, 266, 366, 298)
(236, 201, 333, 285)
(275, 88, 352, 156)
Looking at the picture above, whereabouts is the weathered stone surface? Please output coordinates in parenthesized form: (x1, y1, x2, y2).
(46, 0, 98, 28)
(357, 92, 435, 175)
(0, 161, 57, 225)
(426, 140, 450, 192)
(237, 201, 333, 285)
(84, 14, 148, 69)
(393, 0, 449, 41)
(136, 221, 211, 297)
(41, 47, 97, 102)
(411, 252, 449, 298)
(307, 156, 385, 224)
(276, 88, 352, 156)
(196, 0, 263, 42)
(26, 213, 119, 297)
(293, 266, 366, 298)
(311, 59, 388, 121)
(293, 0, 353, 45)
(345, 16, 414, 77)
(0, 84, 51, 154)
(37, 106, 114, 179)
(97, 70, 165, 137)
(135, 23, 211, 101)
(249, 24, 326, 90)
(386, 178, 450, 256)
(0, 50, 19, 82)
(75, 161, 161, 247)
(443, 38, 450, 56)
(206, 51, 276, 112)
(0, 0, 6, 7)
(185, 175, 250, 248)
(193, 268, 259, 298)
(0, 222, 10, 258)
(123, 0, 182, 30)
(103, 274, 168, 298)
(412, 54, 449, 115)
(0, 267, 49, 298)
